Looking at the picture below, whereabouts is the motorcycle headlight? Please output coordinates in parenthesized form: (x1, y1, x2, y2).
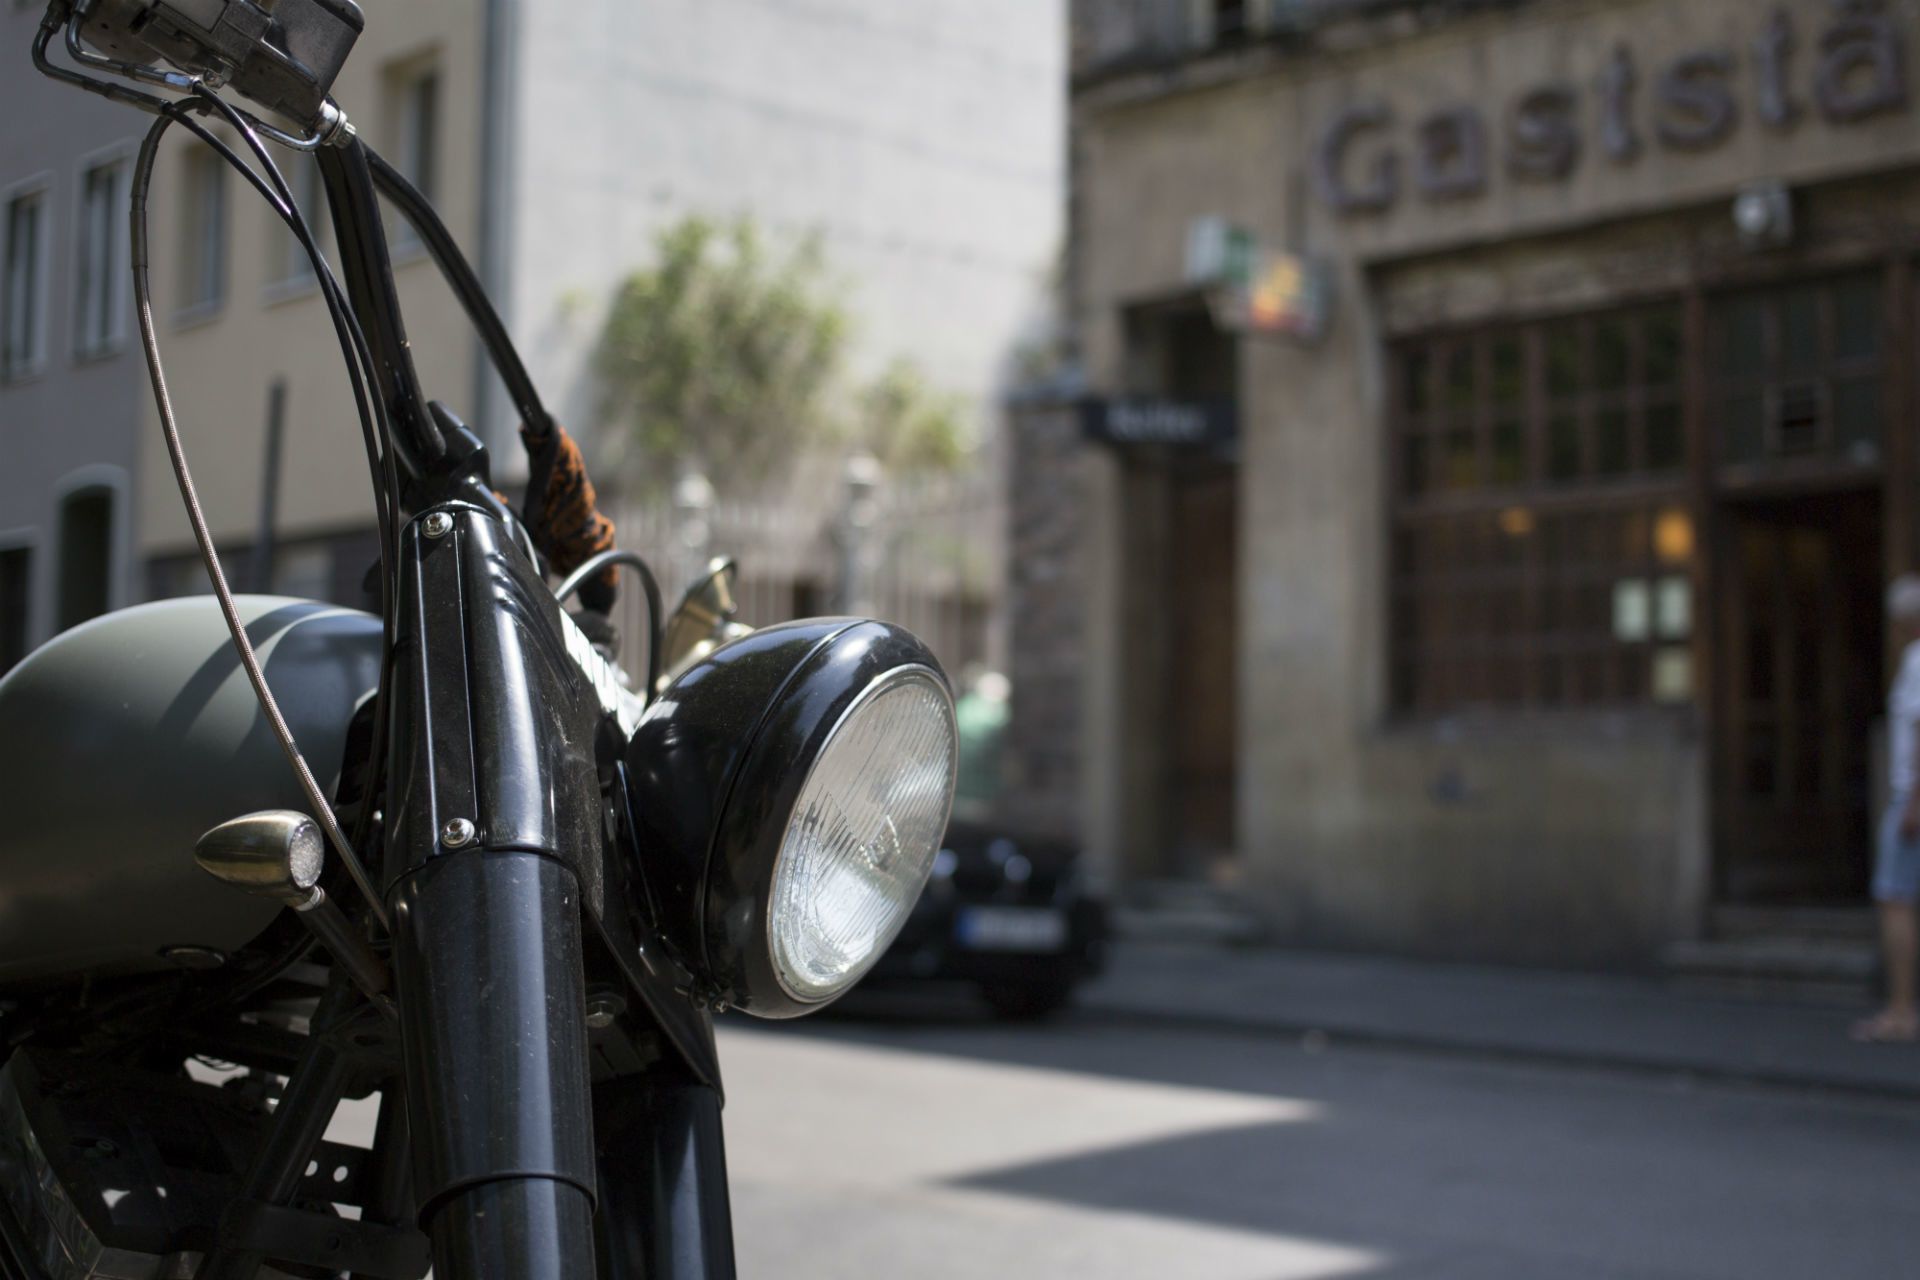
(622, 619, 957, 1018)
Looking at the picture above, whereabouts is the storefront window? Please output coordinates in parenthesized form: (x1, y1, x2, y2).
(1708, 270, 1885, 469)
(1390, 302, 1694, 713)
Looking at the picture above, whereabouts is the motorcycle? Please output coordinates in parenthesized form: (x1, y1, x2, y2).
(0, 3, 959, 1277)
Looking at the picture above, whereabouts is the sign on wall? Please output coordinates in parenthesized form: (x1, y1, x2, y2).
(1313, 0, 1908, 215)
(1185, 216, 1335, 341)
(1080, 396, 1238, 449)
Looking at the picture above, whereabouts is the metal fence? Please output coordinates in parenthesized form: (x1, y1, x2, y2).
(603, 465, 1001, 690)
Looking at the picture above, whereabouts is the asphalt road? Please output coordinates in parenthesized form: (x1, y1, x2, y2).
(715, 995, 1920, 1280)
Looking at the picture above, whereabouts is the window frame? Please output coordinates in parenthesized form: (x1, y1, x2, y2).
(2, 176, 53, 382)
(386, 54, 442, 253)
(176, 141, 229, 323)
(72, 145, 133, 360)
(265, 152, 329, 300)
(1388, 300, 1698, 717)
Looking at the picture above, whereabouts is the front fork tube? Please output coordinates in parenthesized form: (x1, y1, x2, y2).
(594, 1076, 737, 1279)
(390, 849, 598, 1278)
(383, 501, 735, 1277)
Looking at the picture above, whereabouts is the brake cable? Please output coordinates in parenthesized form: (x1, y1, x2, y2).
(130, 109, 392, 932)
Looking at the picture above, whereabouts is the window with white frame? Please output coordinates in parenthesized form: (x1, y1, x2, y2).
(390, 61, 440, 245)
(272, 154, 327, 287)
(179, 144, 227, 315)
(3, 187, 48, 379)
(75, 158, 129, 357)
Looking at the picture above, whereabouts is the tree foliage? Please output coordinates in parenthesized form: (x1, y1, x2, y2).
(595, 215, 848, 491)
(596, 214, 972, 494)
(846, 357, 968, 474)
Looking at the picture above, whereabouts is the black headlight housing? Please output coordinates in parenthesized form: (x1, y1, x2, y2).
(621, 619, 957, 1018)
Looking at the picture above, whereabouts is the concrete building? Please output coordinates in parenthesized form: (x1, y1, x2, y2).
(2, 1, 1062, 672)
(494, 0, 1065, 455)
(137, 0, 487, 602)
(0, 1, 148, 673)
(1008, 0, 1920, 967)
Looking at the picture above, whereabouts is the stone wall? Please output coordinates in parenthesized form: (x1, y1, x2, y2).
(999, 396, 1091, 843)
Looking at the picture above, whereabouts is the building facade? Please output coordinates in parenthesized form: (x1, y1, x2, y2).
(136, 0, 488, 605)
(0, 1, 148, 673)
(2, 1, 1061, 688)
(1013, 0, 1920, 966)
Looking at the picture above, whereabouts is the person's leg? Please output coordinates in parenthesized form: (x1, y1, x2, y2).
(1856, 804, 1920, 1040)
(1879, 900, 1917, 1018)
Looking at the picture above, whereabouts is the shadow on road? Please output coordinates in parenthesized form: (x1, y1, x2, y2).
(735, 993, 1920, 1280)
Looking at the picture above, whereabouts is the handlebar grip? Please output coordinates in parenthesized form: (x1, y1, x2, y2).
(521, 423, 618, 611)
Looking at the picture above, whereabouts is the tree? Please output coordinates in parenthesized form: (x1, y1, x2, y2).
(595, 215, 848, 493)
(846, 357, 970, 474)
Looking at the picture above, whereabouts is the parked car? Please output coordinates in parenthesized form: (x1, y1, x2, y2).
(866, 672, 1107, 1018)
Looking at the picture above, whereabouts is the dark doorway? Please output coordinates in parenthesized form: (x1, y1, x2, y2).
(56, 488, 113, 633)
(0, 546, 28, 675)
(1162, 463, 1238, 876)
(1715, 490, 1882, 903)
(1120, 298, 1240, 881)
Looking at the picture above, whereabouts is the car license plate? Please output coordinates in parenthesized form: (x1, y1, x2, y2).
(956, 906, 1068, 953)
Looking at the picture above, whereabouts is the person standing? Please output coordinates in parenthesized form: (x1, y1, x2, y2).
(1856, 574, 1920, 1042)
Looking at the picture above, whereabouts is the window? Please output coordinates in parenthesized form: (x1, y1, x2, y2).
(56, 487, 113, 632)
(0, 546, 28, 675)
(75, 159, 128, 357)
(1390, 303, 1696, 713)
(1709, 271, 1885, 469)
(179, 144, 227, 315)
(389, 61, 440, 246)
(271, 154, 327, 288)
(3, 187, 48, 379)
(1212, 0, 1252, 43)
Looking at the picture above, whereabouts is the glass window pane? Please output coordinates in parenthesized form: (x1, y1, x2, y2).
(1595, 407, 1630, 476)
(1490, 419, 1524, 486)
(1643, 307, 1682, 386)
(1779, 285, 1818, 373)
(1443, 425, 1477, 490)
(1403, 349, 1430, 415)
(1443, 344, 1476, 416)
(1403, 433, 1428, 497)
(1646, 401, 1685, 472)
(1833, 274, 1882, 362)
(1490, 337, 1524, 410)
(1716, 296, 1765, 375)
(1722, 392, 1764, 463)
(1832, 376, 1881, 462)
(1547, 413, 1582, 482)
(1594, 317, 1630, 391)
(1546, 322, 1584, 398)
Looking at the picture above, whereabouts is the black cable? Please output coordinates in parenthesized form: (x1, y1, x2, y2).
(162, 95, 404, 869)
(553, 549, 665, 696)
(365, 146, 553, 440)
(130, 111, 391, 930)
(166, 101, 398, 574)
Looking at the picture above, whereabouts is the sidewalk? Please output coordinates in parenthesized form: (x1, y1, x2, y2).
(1078, 941, 1920, 1100)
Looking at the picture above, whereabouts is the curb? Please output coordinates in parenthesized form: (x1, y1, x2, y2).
(1075, 996, 1920, 1106)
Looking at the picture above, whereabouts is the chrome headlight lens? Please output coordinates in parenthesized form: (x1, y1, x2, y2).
(768, 668, 955, 1001)
(622, 620, 958, 1018)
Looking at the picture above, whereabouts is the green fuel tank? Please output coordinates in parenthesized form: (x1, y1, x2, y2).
(0, 596, 381, 987)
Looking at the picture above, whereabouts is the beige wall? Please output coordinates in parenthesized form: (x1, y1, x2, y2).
(1071, 0, 1920, 962)
(136, 0, 484, 561)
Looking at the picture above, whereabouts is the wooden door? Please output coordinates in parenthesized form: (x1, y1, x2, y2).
(1164, 465, 1238, 876)
(1716, 493, 1881, 902)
